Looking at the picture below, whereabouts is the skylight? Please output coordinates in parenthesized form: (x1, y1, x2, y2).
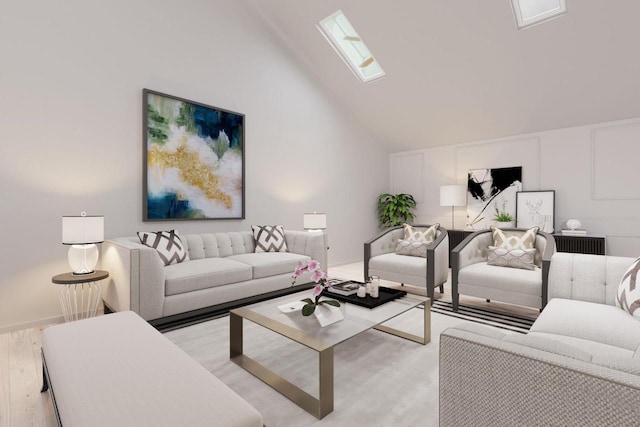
(318, 10, 385, 83)
(511, 0, 567, 30)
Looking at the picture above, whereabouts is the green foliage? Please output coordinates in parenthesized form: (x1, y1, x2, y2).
(322, 300, 341, 307)
(302, 303, 316, 316)
(147, 105, 169, 145)
(494, 211, 514, 222)
(377, 193, 417, 229)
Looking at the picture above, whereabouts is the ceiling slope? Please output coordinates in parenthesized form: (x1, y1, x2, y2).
(244, 0, 640, 151)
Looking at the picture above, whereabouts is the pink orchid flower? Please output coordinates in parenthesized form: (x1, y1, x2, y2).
(312, 284, 324, 297)
(307, 260, 320, 271)
(311, 269, 326, 283)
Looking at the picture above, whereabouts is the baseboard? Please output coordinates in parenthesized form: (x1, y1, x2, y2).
(0, 314, 66, 334)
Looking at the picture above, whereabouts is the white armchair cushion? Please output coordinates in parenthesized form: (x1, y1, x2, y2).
(487, 246, 536, 271)
(458, 262, 542, 296)
(369, 252, 426, 277)
(616, 257, 640, 320)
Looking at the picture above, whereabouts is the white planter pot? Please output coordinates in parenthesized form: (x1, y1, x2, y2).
(493, 221, 515, 229)
(313, 302, 344, 327)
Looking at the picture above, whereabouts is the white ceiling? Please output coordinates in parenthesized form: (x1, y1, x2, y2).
(245, 0, 640, 152)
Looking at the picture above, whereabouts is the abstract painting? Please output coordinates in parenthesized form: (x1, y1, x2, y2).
(143, 89, 244, 220)
(466, 167, 522, 230)
(516, 190, 555, 233)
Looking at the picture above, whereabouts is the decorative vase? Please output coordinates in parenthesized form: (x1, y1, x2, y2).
(313, 302, 344, 327)
(494, 221, 515, 229)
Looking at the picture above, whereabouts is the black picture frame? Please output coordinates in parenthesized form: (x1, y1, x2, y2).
(142, 89, 245, 221)
(515, 190, 555, 232)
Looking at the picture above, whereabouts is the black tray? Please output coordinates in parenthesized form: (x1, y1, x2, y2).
(322, 282, 407, 309)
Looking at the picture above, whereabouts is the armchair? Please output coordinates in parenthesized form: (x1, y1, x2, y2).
(451, 228, 555, 311)
(364, 225, 449, 303)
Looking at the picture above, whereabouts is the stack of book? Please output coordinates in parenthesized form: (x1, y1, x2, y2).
(327, 280, 360, 296)
(560, 229, 587, 236)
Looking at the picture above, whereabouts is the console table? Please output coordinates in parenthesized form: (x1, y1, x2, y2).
(552, 234, 606, 255)
(447, 230, 606, 261)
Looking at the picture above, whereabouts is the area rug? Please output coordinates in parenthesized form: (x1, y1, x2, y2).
(164, 308, 475, 427)
(430, 300, 535, 333)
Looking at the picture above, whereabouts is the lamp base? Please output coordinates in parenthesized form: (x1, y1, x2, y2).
(68, 244, 99, 275)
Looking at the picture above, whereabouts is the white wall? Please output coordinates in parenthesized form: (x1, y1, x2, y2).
(0, 0, 389, 331)
(390, 117, 640, 257)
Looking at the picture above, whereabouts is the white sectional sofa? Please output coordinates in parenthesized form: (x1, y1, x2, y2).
(101, 230, 326, 326)
(440, 252, 640, 426)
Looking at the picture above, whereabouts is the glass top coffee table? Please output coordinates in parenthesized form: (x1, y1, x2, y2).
(229, 289, 430, 419)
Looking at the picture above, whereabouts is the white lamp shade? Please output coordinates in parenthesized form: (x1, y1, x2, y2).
(303, 212, 327, 230)
(440, 185, 467, 207)
(62, 216, 104, 244)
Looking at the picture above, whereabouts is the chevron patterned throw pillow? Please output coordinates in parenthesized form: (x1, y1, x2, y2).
(491, 226, 539, 250)
(137, 230, 189, 266)
(252, 225, 288, 253)
(616, 257, 640, 320)
(403, 223, 439, 244)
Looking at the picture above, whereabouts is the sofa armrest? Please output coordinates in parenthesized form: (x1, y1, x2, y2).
(100, 239, 165, 321)
(440, 325, 640, 426)
(284, 230, 328, 269)
(538, 231, 556, 309)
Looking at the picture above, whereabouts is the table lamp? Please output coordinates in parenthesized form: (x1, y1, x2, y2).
(303, 212, 327, 232)
(62, 212, 104, 275)
(440, 185, 466, 229)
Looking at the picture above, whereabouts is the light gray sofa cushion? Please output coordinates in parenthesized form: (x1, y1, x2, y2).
(458, 262, 542, 296)
(531, 298, 640, 352)
(165, 258, 253, 296)
(182, 232, 255, 260)
(227, 252, 310, 279)
(503, 333, 593, 362)
(528, 332, 635, 359)
(42, 311, 263, 427)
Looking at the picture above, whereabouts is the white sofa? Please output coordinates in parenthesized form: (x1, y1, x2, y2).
(101, 230, 326, 325)
(440, 252, 640, 426)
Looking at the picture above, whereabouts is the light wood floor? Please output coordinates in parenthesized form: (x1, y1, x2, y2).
(0, 262, 538, 426)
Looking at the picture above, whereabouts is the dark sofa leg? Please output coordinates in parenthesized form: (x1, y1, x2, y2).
(486, 299, 491, 303)
(41, 364, 49, 392)
(439, 284, 444, 293)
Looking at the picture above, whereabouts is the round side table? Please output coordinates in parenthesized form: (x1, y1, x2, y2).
(52, 270, 109, 322)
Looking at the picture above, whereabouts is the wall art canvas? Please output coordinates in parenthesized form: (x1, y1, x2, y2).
(143, 89, 244, 221)
(516, 190, 555, 233)
(466, 166, 522, 230)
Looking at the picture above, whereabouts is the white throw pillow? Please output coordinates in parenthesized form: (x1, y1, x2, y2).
(395, 239, 427, 258)
(487, 246, 536, 271)
(616, 257, 640, 320)
(251, 225, 288, 253)
(137, 230, 189, 266)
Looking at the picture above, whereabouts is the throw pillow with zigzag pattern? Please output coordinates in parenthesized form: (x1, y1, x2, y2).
(137, 230, 189, 266)
(252, 225, 288, 253)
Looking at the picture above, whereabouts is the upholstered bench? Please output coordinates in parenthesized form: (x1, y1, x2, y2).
(41, 311, 262, 427)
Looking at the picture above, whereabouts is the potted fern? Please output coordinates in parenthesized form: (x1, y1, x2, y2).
(377, 193, 417, 229)
(493, 211, 515, 229)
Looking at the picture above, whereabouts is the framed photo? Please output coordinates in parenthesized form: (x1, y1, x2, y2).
(516, 190, 555, 233)
(143, 89, 245, 221)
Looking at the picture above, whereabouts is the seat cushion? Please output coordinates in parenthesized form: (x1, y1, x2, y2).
(369, 252, 426, 277)
(458, 262, 542, 296)
(165, 258, 252, 296)
(227, 252, 310, 279)
(531, 298, 640, 352)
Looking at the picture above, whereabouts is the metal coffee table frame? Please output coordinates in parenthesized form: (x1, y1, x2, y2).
(230, 293, 430, 419)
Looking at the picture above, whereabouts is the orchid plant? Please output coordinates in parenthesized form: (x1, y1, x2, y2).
(291, 260, 340, 316)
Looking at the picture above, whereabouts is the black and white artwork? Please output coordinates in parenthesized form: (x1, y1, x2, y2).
(516, 190, 555, 233)
(466, 166, 522, 230)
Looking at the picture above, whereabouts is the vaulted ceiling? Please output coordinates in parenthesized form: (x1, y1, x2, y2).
(245, 0, 640, 151)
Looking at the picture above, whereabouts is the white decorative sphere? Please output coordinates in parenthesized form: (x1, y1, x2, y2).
(566, 219, 581, 230)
